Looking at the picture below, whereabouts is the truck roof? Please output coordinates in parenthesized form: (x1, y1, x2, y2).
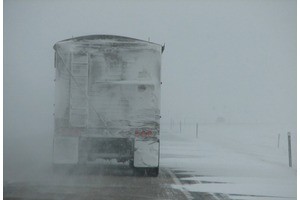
(54, 35, 163, 51)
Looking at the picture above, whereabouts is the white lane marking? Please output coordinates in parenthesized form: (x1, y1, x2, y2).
(165, 168, 193, 200)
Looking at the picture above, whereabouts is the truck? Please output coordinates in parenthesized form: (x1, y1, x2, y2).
(52, 35, 164, 176)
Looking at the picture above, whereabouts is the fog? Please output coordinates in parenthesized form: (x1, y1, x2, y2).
(4, 0, 296, 183)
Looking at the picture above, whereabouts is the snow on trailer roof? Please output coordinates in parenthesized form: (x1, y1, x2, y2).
(54, 35, 164, 53)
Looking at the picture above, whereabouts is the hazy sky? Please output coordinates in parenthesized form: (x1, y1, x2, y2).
(4, 0, 296, 139)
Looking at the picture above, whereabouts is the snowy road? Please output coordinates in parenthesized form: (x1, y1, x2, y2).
(3, 165, 230, 200)
(4, 124, 296, 200)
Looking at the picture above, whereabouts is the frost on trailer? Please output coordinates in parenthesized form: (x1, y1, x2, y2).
(53, 35, 163, 176)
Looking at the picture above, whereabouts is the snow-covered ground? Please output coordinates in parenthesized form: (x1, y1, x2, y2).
(160, 122, 297, 200)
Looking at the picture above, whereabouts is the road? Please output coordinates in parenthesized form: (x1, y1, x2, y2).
(4, 163, 229, 200)
(4, 126, 296, 200)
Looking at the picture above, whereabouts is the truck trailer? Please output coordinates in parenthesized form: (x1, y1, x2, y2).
(52, 35, 163, 176)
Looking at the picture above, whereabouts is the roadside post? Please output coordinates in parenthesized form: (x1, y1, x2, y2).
(287, 132, 292, 167)
(180, 121, 182, 133)
(196, 123, 198, 138)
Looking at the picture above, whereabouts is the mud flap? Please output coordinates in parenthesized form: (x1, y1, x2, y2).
(134, 138, 159, 168)
(53, 136, 79, 164)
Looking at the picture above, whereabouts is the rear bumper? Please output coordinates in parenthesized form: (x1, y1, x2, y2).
(53, 135, 134, 164)
(52, 135, 160, 168)
(79, 137, 134, 162)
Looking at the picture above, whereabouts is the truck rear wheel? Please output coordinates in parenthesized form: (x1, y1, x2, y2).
(133, 167, 159, 177)
(146, 167, 159, 177)
(129, 160, 134, 168)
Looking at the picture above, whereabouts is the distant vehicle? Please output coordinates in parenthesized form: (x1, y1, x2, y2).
(52, 35, 164, 176)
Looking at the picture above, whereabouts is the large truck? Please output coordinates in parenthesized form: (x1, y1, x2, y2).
(52, 35, 163, 176)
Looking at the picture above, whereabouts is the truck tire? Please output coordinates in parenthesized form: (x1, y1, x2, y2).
(133, 167, 159, 177)
(146, 167, 159, 177)
(129, 160, 134, 168)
